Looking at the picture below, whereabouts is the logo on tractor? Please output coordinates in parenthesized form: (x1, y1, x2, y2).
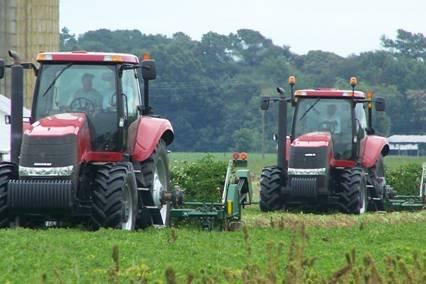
(304, 153, 316, 157)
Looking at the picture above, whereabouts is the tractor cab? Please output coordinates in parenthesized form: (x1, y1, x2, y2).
(292, 89, 369, 161)
(32, 52, 144, 152)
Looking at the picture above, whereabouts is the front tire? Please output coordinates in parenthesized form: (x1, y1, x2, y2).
(259, 167, 283, 212)
(91, 163, 138, 230)
(0, 162, 16, 227)
(336, 167, 367, 214)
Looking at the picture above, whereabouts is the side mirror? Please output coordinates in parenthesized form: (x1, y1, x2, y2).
(260, 97, 270, 110)
(141, 59, 156, 81)
(0, 59, 5, 79)
(375, 97, 385, 112)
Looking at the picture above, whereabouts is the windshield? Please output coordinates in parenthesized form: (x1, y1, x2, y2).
(34, 63, 120, 151)
(294, 98, 353, 159)
(34, 64, 117, 120)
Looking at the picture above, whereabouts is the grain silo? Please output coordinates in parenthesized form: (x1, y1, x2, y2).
(0, 0, 59, 107)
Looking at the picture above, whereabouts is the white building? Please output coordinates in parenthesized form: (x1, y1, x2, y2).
(0, 94, 31, 161)
(388, 135, 426, 156)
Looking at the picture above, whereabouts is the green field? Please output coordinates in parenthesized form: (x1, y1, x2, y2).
(0, 153, 425, 283)
(0, 210, 425, 283)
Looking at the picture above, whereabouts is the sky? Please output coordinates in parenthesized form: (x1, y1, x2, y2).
(60, 0, 426, 57)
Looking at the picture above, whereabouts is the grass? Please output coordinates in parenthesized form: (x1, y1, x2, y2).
(0, 153, 424, 282)
(0, 210, 425, 283)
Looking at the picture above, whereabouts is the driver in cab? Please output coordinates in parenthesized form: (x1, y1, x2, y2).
(321, 104, 341, 134)
(71, 73, 103, 111)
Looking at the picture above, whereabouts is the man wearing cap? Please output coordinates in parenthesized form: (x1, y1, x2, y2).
(71, 73, 103, 111)
(320, 104, 341, 134)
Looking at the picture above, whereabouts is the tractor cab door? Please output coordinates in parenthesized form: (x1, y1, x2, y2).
(354, 103, 368, 157)
(119, 68, 142, 148)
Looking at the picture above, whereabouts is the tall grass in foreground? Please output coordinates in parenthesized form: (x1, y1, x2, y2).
(1, 211, 425, 282)
(77, 225, 426, 283)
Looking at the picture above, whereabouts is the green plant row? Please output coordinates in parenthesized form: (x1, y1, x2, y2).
(171, 155, 227, 201)
(385, 162, 424, 195)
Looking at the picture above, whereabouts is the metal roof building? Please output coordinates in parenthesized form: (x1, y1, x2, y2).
(388, 135, 426, 156)
(0, 94, 31, 160)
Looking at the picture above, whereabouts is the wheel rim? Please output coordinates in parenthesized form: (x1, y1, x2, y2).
(358, 179, 367, 214)
(121, 181, 135, 230)
(152, 157, 169, 225)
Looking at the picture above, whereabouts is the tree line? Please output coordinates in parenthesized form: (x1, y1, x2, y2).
(61, 28, 426, 152)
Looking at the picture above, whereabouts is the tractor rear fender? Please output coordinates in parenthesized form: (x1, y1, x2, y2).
(128, 116, 174, 162)
(360, 135, 389, 168)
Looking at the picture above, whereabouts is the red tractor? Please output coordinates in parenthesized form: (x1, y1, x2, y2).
(260, 76, 392, 214)
(0, 50, 176, 229)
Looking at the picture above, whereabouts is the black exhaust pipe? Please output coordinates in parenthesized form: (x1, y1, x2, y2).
(9, 50, 24, 165)
(276, 88, 288, 186)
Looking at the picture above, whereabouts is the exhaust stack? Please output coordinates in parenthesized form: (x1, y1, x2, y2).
(9, 50, 24, 165)
(276, 88, 288, 186)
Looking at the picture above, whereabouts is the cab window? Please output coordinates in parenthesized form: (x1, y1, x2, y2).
(121, 69, 141, 122)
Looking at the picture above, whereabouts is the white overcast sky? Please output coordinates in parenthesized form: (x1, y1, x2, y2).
(60, 0, 426, 57)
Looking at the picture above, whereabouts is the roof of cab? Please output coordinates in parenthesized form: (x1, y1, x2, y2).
(295, 88, 366, 99)
(36, 51, 139, 64)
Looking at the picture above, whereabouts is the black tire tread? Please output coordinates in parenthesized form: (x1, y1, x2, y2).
(259, 166, 283, 212)
(91, 164, 132, 228)
(335, 167, 366, 214)
(0, 162, 17, 227)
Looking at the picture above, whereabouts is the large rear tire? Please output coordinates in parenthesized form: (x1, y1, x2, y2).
(336, 167, 367, 214)
(0, 162, 16, 227)
(367, 156, 386, 211)
(139, 140, 171, 226)
(259, 167, 283, 212)
(91, 163, 138, 230)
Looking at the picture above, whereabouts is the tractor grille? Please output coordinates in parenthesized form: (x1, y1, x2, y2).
(20, 134, 77, 167)
(7, 179, 73, 212)
(289, 177, 317, 197)
(289, 146, 328, 169)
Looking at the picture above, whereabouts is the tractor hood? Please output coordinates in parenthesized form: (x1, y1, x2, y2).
(26, 113, 88, 136)
(292, 132, 332, 148)
(19, 113, 91, 170)
(288, 132, 333, 176)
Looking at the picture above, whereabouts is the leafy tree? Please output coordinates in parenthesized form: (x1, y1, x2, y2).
(381, 29, 426, 60)
(60, 27, 79, 51)
(58, 28, 426, 152)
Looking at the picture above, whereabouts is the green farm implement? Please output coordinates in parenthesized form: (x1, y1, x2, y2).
(170, 153, 253, 230)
